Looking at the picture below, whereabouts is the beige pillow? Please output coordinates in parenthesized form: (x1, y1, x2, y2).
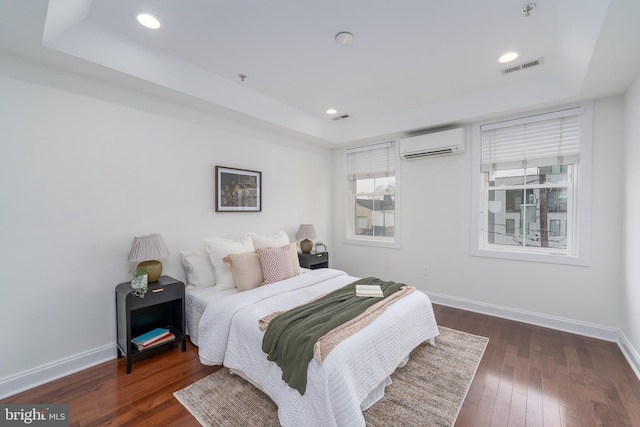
(227, 251, 264, 292)
(203, 235, 255, 290)
(288, 242, 302, 276)
(180, 251, 216, 290)
(247, 230, 290, 249)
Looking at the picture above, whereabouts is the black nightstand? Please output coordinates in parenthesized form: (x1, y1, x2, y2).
(298, 251, 329, 270)
(115, 275, 186, 373)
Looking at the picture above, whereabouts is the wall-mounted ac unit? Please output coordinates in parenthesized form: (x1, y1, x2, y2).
(400, 127, 465, 160)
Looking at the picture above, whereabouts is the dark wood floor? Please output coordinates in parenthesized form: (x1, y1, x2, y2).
(3, 304, 640, 426)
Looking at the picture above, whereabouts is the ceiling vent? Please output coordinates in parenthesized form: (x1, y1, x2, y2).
(331, 114, 350, 121)
(400, 128, 465, 160)
(501, 57, 544, 75)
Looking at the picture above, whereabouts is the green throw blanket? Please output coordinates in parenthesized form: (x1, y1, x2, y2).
(261, 277, 406, 395)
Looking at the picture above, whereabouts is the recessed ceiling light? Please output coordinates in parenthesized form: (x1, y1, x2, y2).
(326, 108, 338, 115)
(498, 51, 520, 64)
(136, 13, 162, 29)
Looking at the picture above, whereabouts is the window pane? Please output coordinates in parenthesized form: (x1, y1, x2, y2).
(538, 165, 569, 184)
(505, 189, 533, 212)
(488, 187, 567, 249)
(373, 176, 395, 192)
(489, 168, 539, 186)
(545, 188, 567, 213)
(488, 167, 570, 186)
(356, 178, 375, 193)
(505, 218, 515, 235)
(355, 193, 395, 237)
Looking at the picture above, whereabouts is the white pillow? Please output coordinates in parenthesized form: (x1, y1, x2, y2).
(247, 230, 289, 249)
(180, 251, 216, 291)
(203, 235, 255, 290)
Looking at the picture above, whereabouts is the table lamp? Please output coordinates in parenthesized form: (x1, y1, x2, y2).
(127, 234, 170, 282)
(296, 224, 317, 254)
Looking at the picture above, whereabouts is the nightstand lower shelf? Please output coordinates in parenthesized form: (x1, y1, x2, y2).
(126, 325, 185, 356)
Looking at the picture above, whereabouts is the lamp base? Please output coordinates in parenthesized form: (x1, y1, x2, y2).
(300, 239, 313, 254)
(137, 260, 163, 282)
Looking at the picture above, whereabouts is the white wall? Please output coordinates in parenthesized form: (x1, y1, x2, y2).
(623, 75, 640, 360)
(332, 97, 626, 336)
(0, 53, 333, 385)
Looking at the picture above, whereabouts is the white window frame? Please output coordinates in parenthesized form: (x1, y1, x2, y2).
(471, 102, 592, 266)
(344, 140, 401, 249)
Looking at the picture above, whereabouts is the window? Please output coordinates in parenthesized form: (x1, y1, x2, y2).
(471, 104, 592, 265)
(344, 141, 400, 248)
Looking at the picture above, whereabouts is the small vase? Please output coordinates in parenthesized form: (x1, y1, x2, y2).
(131, 273, 148, 289)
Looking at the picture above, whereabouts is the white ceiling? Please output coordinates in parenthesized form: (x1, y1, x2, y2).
(1, 0, 639, 145)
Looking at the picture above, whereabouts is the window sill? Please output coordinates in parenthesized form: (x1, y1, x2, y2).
(344, 237, 401, 249)
(471, 247, 590, 266)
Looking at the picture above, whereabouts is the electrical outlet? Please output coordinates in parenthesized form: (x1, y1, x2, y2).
(423, 266, 430, 276)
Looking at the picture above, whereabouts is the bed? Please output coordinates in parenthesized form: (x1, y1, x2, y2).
(188, 266, 439, 427)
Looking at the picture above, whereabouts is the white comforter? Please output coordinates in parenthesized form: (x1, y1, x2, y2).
(198, 268, 439, 427)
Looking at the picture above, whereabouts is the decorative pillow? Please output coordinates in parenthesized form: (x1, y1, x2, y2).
(247, 230, 290, 249)
(203, 235, 255, 290)
(226, 251, 264, 292)
(288, 242, 302, 276)
(180, 251, 216, 290)
(258, 245, 295, 284)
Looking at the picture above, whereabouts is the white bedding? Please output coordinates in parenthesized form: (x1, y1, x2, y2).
(197, 268, 439, 427)
(185, 268, 313, 345)
(186, 286, 237, 346)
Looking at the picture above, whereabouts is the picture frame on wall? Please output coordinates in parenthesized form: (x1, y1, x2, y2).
(215, 166, 262, 212)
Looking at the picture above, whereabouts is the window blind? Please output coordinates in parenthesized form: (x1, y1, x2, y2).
(346, 141, 396, 180)
(480, 107, 582, 172)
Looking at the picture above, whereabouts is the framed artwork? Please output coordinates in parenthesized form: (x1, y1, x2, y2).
(215, 166, 262, 212)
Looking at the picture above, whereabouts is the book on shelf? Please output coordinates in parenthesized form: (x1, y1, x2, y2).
(135, 332, 176, 351)
(355, 284, 384, 297)
(132, 327, 171, 347)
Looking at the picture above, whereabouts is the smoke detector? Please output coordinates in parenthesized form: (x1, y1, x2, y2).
(521, 3, 536, 17)
(335, 32, 354, 45)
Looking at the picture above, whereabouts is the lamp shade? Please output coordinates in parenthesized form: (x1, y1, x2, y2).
(127, 234, 170, 282)
(128, 234, 170, 261)
(296, 224, 317, 254)
(296, 224, 317, 240)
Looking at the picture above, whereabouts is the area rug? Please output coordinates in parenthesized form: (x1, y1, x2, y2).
(174, 326, 488, 426)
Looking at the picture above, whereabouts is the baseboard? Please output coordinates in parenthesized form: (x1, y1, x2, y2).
(618, 330, 640, 381)
(0, 343, 117, 400)
(428, 292, 640, 382)
(428, 292, 619, 341)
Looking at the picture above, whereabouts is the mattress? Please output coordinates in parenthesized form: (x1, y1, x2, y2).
(185, 286, 236, 346)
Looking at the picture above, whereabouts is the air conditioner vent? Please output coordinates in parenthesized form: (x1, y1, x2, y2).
(331, 114, 350, 121)
(403, 148, 454, 159)
(400, 128, 465, 160)
(501, 57, 544, 75)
